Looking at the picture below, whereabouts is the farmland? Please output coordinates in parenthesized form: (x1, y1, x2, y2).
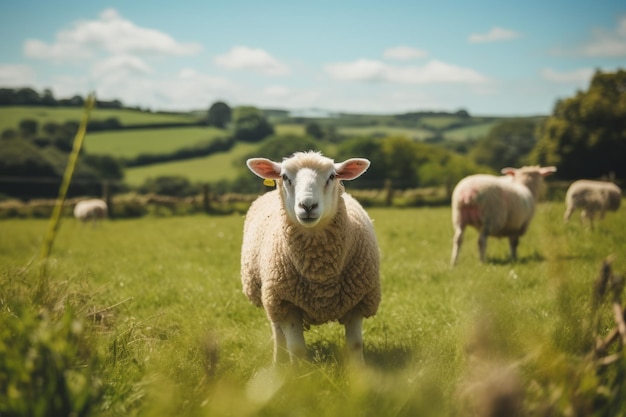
(123, 141, 260, 185)
(85, 127, 227, 159)
(2, 200, 625, 416)
(1, 104, 523, 190)
(0, 106, 198, 132)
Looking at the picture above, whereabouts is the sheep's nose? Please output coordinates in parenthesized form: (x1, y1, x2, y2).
(298, 202, 318, 213)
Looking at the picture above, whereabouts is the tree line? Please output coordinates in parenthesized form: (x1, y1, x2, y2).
(0, 69, 624, 200)
(0, 87, 127, 109)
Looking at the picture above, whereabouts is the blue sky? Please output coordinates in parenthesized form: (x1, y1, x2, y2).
(1, 0, 625, 115)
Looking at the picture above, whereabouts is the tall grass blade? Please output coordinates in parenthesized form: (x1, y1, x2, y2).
(38, 94, 96, 298)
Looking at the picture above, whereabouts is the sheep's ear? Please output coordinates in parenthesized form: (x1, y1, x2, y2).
(539, 166, 557, 176)
(246, 158, 282, 179)
(501, 167, 516, 176)
(335, 158, 370, 180)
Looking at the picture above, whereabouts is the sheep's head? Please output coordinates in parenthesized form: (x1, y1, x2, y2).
(247, 151, 370, 228)
(501, 165, 557, 198)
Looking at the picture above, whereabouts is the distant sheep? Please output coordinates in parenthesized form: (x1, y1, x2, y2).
(74, 199, 108, 226)
(241, 151, 380, 363)
(450, 166, 557, 265)
(564, 180, 621, 229)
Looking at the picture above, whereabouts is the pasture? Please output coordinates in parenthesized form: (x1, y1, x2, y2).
(337, 125, 434, 140)
(85, 127, 227, 159)
(2, 201, 625, 416)
(123, 141, 260, 185)
(0, 106, 198, 132)
(442, 122, 500, 142)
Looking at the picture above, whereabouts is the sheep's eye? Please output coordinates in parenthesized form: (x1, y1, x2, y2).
(329, 174, 336, 181)
(282, 174, 291, 185)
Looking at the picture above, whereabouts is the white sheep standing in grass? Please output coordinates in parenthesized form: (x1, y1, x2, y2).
(564, 180, 622, 229)
(74, 199, 108, 226)
(241, 151, 380, 363)
(450, 166, 557, 265)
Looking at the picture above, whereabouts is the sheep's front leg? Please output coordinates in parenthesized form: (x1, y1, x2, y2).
(508, 235, 519, 261)
(478, 230, 488, 263)
(563, 207, 574, 223)
(343, 310, 364, 364)
(275, 310, 306, 363)
(451, 226, 464, 266)
(271, 322, 288, 363)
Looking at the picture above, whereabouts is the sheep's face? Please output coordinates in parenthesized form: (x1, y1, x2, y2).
(501, 166, 557, 198)
(247, 152, 370, 229)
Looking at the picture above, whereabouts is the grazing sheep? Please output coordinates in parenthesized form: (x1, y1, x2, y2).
(564, 180, 622, 229)
(241, 151, 380, 363)
(74, 199, 108, 226)
(450, 166, 557, 265)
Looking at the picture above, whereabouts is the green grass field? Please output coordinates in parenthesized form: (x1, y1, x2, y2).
(85, 126, 228, 159)
(2, 200, 625, 416)
(337, 126, 435, 140)
(443, 121, 500, 141)
(123, 141, 260, 185)
(0, 106, 198, 132)
(416, 116, 467, 130)
(273, 123, 306, 136)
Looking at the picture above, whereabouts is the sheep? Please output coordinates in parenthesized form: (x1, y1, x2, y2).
(450, 166, 557, 265)
(74, 199, 108, 226)
(564, 180, 622, 229)
(241, 151, 380, 364)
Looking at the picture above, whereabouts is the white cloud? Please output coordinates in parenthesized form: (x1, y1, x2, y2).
(324, 59, 387, 82)
(468, 27, 521, 43)
(0, 64, 37, 86)
(214, 46, 290, 76)
(383, 46, 428, 60)
(540, 67, 595, 83)
(91, 55, 153, 78)
(324, 59, 488, 84)
(84, 68, 239, 111)
(578, 15, 626, 57)
(24, 39, 93, 61)
(23, 8, 202, 61)
(263, 85, 291, 98)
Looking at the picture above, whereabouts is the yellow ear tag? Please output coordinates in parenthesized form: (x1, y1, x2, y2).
(263, 178, 276, 187)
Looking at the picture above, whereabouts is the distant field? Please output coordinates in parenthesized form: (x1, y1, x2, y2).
(443, 121, 500, 141)
(124, 141, 260, 185)
(337, 126, 435, 140)
(274, 123, 306, 136)
(0, 106, 198, 132)
(416, 116, 466, 130)
(85, 126, 229, 159)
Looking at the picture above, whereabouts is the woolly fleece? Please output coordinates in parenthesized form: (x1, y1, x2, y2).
(241, 185, 380, 326)
(564, 180, 621, 221)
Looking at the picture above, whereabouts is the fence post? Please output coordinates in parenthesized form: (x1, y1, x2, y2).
(384, 179, 394, 207)
(203, 184, 211, 213)
(103, 180, 113, 219)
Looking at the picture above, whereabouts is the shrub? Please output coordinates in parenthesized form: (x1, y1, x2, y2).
(0, 307, 101, 416)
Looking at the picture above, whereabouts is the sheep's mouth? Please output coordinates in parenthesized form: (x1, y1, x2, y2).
(298, 215, 319, 223)
(297, 215, 320, 226)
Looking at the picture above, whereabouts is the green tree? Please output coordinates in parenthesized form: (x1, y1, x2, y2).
(470, 119, 539, 170)
(82, 154, 124, 181)
(381, 136, 421, 189)
(305, 122, 324, 139)
(233, 106, 274, 142)
(139, 176, 197, 197)
(335, 137, 386, 188)
(530, 69, 626, 179)
(207, 101, 232, 128)
(42, 88, 57, 106)
(19, 119, 38, 138)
